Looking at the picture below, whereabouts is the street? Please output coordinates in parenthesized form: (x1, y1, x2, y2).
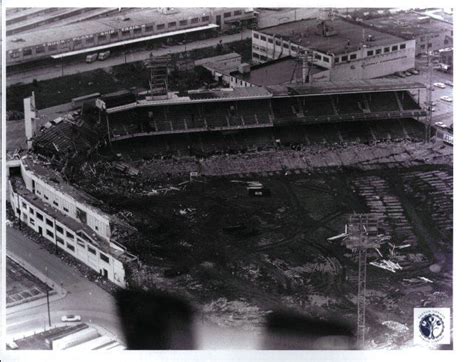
(6, 226, 124, 342)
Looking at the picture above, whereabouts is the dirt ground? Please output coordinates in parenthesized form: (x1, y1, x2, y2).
(78, 162, 452, 348)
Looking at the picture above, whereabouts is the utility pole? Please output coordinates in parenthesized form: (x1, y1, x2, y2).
(45, 267, 52, 327)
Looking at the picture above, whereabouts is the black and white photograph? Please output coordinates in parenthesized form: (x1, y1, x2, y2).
(0, 1, 467, 360)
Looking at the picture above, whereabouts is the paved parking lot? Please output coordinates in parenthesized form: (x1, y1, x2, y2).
(6, 257, 53, 307)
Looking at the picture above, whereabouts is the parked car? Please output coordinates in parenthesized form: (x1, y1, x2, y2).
(410, 69, 419, 75)
(395, 71, 406, 78)
(445, 81, 453, 87)
(435, 121, 448, 128)
(433, 82, 446, 89)
(440, 96, 453, 102)
(61, 315, 82, 322)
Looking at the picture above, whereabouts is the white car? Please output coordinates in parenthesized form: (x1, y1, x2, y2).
(435, 121, 448, 128)
(61, 315, 82, 322)
(433, 82, 446, 89)
(440, 96, 453, 102)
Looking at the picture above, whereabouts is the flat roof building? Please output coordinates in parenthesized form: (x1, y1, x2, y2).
(252, 17, 416, 81)
(359, 11, 453, 55)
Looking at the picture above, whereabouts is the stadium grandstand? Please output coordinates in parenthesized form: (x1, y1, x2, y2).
(6, 7, 256, 66)
(91, 79, 427, 145)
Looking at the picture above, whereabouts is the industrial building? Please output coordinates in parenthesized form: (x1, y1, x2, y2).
(7, 155, 138, 287)
(251, 18, 416, 81)
(6, 7, 256, 65)
(358, 11, 453, 56)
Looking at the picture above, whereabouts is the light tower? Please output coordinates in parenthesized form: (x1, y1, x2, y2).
(344, 214, 381, 349)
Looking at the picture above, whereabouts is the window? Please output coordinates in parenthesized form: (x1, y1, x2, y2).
(23, 48, 32, 56)
(10, 51, 20, 59)
(47, 230, 54, 238)
(323, 56, 329, 63)
(291, 45, 297, 51)
(428, 43, 432, 48)
(191, 17, 199, 24)
(76, 208, 87, 224)
(224, 12, 231, 18)
(74, 39, 82, 46)
(57, 237, 64, 245)
(66, 231, 74, 239)
(36, 212, 44, 221)
(36, 190, 42, 196)
(275, 39, 281, 46)
(421, 44, 425, 49)
(48, 44, 58, 51)
(234, 10, 242, 16)
(350, 54, 357, 60)
(88, 246, 96, 255)
(334, 57, 340, 63)
(36, 46, 45, 54)
(260, 35, 267, 42)
(22, 202, 27, 209)
(400, 43, 406, 49)
(133, 28, 142, 35)
(46, 218, 53, 227)
(122, 30, 131, 36)
(110, 31, 118, 39)
(67, 244, 75, 252)
(384, 47, 390, 53)
(283, 43, 289, 49)
(63, 207, 69, 213)
(375, 49, 382, 54)
(156, 24, 165, 30)
(202, 16, 209, 22)
(391, 45, 398, 51)
(268, 38, 273, 44)
(86, 37, 94, 44)
(30, 218, 35, 225)
(77, 239, 85, 248)
(29, 207, 34, 215)
(168, 22, 176, 28)
(367, 50, 374, 56)
(145, 24, 154, 32)
(253, 33, 259, 39)
(53, 201, 58, 207)
(341, 55, 348, 61)
(56, 225, 64, 234)
(44, 195, 49, 200)
(98, 34, 107, 42)
(179, 20, 188, 26)
(100, 253, 110, 263)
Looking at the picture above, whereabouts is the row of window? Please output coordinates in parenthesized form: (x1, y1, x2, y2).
(366, 43, 406, 57)
(10, 14, 213, 59)
(22, 197, 110, 264)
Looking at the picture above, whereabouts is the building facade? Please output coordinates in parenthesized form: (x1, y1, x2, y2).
(7, 156, 137, 287)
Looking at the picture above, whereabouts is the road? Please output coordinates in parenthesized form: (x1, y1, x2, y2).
(7, 30, 251, 86)
(6, 226, 124, 342)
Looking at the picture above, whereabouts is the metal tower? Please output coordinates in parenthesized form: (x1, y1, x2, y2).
(345, 214, 380, 349)
(145, 54, 171, 98)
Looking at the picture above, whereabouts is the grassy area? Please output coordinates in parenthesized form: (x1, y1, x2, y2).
(7, 39, 252, 112)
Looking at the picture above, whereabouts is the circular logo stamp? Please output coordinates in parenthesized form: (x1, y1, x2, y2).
(418, 312, 445, 342)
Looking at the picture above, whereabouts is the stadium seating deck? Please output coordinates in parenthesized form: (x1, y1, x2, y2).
(397, 91, 421, 110)
(366, 92, 401, 112)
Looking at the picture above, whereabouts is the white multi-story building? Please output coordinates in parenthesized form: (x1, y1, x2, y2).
(251, 18, 416, 81)
(7, 156, 137, 287)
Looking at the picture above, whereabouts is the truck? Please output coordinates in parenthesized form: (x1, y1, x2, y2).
(86, 53, 98, 63)
(98, 50, 111, 61)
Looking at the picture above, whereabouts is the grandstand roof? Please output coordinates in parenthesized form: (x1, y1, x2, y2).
(258, 18, 405, 55)
(7, 8, 214, 50)
(106, 87, 272, 113)
(268, 79, 426, 96)
(231, 56, 328, 86)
